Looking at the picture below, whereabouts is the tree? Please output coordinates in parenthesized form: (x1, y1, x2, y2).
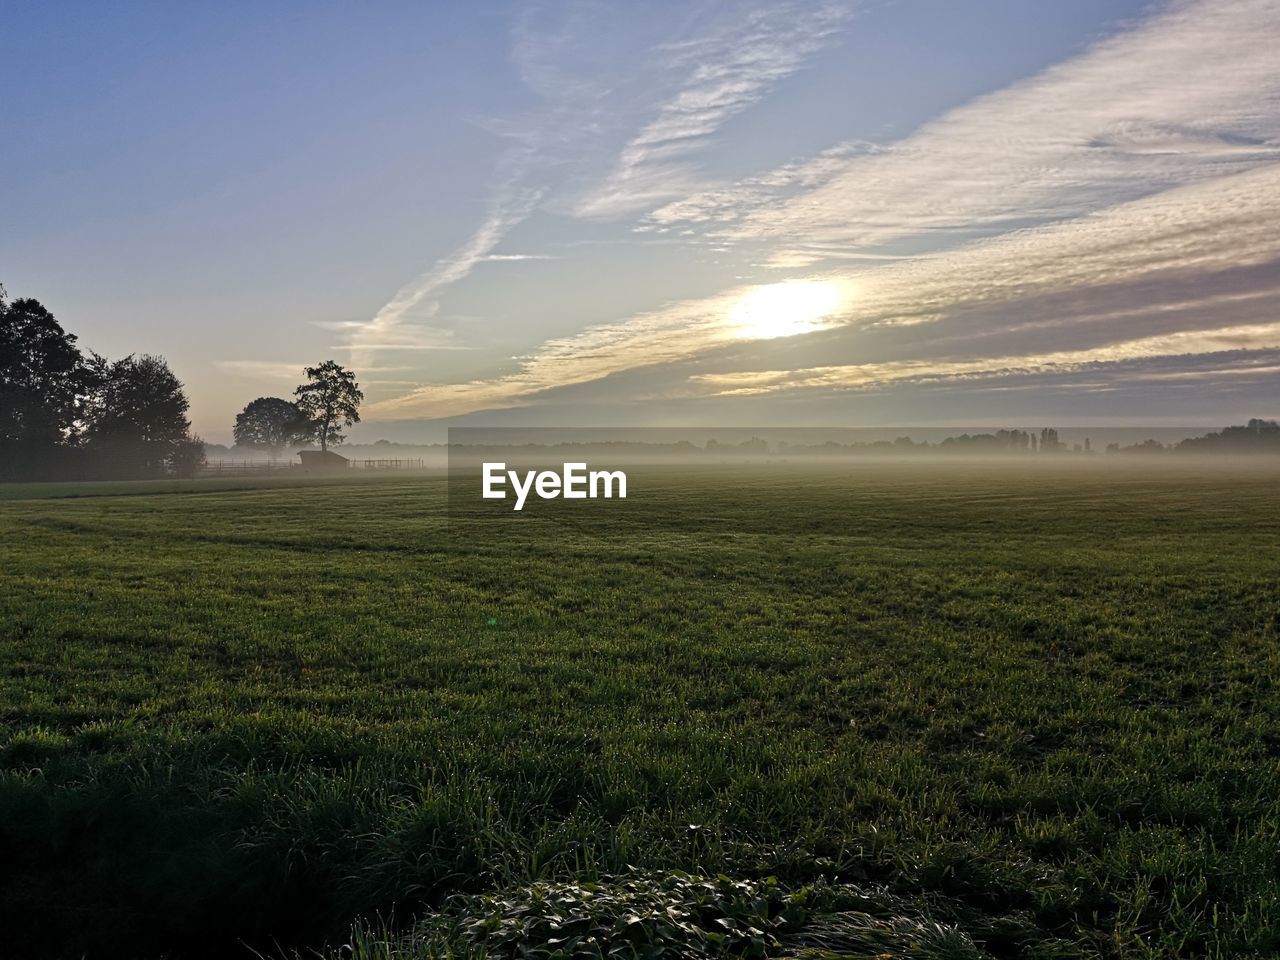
(294, 361, 362, 452)
(233, 396, 312, 452)
(0, 291, 97, 474)
(170, 434, 208, 478)
(84, 354, 203, 477)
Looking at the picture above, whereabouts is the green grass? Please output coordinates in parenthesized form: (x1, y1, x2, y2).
(1, 462, 1278, 959)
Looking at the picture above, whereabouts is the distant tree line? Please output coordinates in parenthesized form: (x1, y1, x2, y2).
(440, 423, 1280, 459)
(775, 428, 1088, 454)
(0, 286, 204, 481)
(1109, 419, 1280, 454)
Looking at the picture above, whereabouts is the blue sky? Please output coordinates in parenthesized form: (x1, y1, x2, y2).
(3, 0, 1278, 441)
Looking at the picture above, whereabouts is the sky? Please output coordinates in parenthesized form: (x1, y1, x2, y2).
(3, 0, 1279, 443)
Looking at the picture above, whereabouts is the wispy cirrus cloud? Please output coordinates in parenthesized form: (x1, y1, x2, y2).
(349, 2, 854, 385)
(692, 323, 1280, 397)
(214, 359, 418, 382)
(364, 288, 747, 418)
(213, 360, 314, 382)
(348, 183, 545, 372)
(342, 1, 635, 378)
(649, 0, 1280, 256)
(574, 1, 854, 219)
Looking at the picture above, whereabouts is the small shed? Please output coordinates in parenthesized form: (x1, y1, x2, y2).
(298, 450, 350, 472)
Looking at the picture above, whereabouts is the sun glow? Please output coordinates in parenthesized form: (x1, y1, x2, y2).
(727, 280, 845, 339)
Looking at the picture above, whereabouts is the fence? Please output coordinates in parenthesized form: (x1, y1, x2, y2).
(200, 458, 426, 477)
(351, 459, 426, 470)
(200, 459, 293, 477)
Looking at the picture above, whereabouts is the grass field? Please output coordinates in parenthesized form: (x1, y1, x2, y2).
(2, 462, 1278, 959)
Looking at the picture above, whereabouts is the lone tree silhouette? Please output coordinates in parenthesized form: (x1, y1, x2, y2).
(294, 361, 362, 453)
(233, 396, 312, 452)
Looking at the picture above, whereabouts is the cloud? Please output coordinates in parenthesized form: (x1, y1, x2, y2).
(340, 321, 476, 354)
(365, 160, 1280, 419)
(213, 360, 311, 381)
(215, 360, 419, 381)
(648, 0, 1280, 256)
(348, 184, 545, 372)
(644, 141, 876, 231)
(573, 2, 853, 219)
(363, 287, 747, 418)
(341, 1, 635, 374)
(691, 323, 1280, 397)
(338, 344, 475, 351)
(363, 0, 1280, 423)
(352, 3, 801, 375)
(348, 3, 852, 378)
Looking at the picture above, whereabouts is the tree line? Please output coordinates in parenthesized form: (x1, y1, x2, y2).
(1, 284, 364, 481)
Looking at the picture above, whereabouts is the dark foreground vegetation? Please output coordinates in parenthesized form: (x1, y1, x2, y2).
(2, 463, 1279, 958)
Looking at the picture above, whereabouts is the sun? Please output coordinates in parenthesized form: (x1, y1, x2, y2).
(727, 280, 845, 340)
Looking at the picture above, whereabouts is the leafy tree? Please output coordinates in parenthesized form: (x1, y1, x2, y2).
(294, 361, 362, 452)
(84, 354, 203, 477)
(0, 290, 97, 473)
(233, 396, 312, 451)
